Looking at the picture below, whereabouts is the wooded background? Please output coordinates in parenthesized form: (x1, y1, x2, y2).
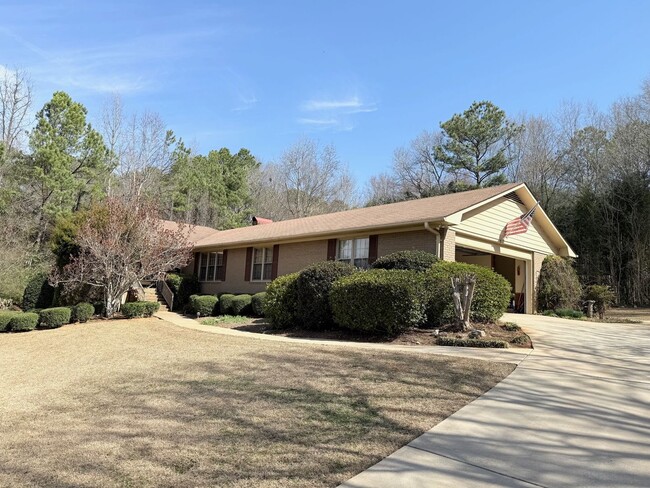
(1, 69, 648, 306)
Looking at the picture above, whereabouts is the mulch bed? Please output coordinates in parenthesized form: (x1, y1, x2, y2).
(212, 318, 533, 348)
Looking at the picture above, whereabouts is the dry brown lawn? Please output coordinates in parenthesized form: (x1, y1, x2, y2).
(607, 307, 650, 323)
(0, 318, 514, 488)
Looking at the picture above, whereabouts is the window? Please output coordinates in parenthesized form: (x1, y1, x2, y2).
(338, 237, 369, 268)
(252, 247, 273, 281)
(198, 252, 225, 281)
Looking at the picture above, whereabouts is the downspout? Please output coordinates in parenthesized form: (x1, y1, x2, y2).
(423, 222, 441, 259)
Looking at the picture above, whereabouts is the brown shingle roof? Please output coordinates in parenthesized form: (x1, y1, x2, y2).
(194, 183, 520, 249)
(160, 220, 219, 244)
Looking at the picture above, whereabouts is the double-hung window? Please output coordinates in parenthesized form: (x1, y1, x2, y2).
(198, 252, 224, 281)
(252, 247, 273, 281)
(337, 237, 370, 268)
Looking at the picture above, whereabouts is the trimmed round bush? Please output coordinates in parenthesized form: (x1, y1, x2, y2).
(264, 272, 300, 329)
(9, 312, 39, 332)
(0, 311, 19, 332)
(22, 272, 55, 310)
(231, 294, 253, 316)
(189, 295, 218, 316)
(371, 250, 439, 272)
(121, 301, 160, 318)
(537, 256, 581, 311)
(295, 261, 358, 330)
(72, 302, 95, 323)
(38, 307, 72, 329)
(423, 261, 511, 326)
(251, 292, 266, 317)
(219, 294, 236, 315)
(330, 269, 425, 337)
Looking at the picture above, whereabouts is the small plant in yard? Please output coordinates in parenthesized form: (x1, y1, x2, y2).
(436, 337, 509, 348)
(510, 335, 530, 345)
(0, 311, 19, 332)
(251, 292, 266, 317)
(264, 273, 300, 329)
(502, 322, 521, 332)
(9, 312, 39, 332)
(219, 294, 236, 315)
(38, 307, 72, 329)
(230, 295, 253, 316)
(71, 302, 95, 323)
(189, 295, 218, 317)
(121, 301, 160, 318)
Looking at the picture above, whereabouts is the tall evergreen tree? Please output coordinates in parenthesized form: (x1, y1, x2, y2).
(25, 91, 108, 246)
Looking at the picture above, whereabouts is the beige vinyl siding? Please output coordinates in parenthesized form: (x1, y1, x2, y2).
(277, 240, 328, 276)
(456, 197, 558, 255)
(377, 230, 437, 257)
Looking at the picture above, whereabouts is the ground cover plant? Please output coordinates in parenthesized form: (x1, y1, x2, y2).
(0, 317, 514, 488)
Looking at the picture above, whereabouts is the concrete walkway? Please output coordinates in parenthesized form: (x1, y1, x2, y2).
(154, 310, 531, 364)
(340, 313, 650, 487)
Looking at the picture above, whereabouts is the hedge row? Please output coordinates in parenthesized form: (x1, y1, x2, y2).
(264, 260, 512, 337)
(121, 301, 160, 318)
(1, 303, 97, 332)
(186, 292, 266, 318)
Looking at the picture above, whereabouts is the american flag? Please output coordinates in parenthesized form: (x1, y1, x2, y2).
(503, 202, 539, 238)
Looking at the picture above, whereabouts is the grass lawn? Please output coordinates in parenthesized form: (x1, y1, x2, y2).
(0, 318, 514, 488)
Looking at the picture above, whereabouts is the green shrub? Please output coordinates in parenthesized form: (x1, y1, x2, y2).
(121, 301, 160, 318)
(166, 273, 200, 309)
(537, 255, 581, 311)
(584, 284, 616, 318)
(330, 269, 425, 337)
(188, 295, 218, 316)
(9, 312, 39, 332)
(251, 292, 266, 317)
(231, 294, 253, 316)
(436, 337, 509, 348)
(0, 311, 19, 332)
(502, 322, 522, 332)
(554, 308, 584, 319)
(72, 302, 95, 323)
(371, 250, 439, 272)
(22, 272, 55, 310)
(541, 310, 558, 317)
(423, 261, 511, 326)
(38, 307, 72, 329)
(264, 273, 300, 329)
(219, 294, 236, 315)
(295, 261, 358, 330)
(510, 335, 530, 345)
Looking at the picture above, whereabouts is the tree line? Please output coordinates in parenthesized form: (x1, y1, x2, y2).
(1, 67, 649, 306)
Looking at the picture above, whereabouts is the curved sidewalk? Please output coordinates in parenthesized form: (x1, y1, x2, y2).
(340, 313, 650, 487)
(154, 310, 530, 364)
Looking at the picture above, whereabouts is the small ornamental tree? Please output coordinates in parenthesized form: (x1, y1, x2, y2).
(51, 198, 193, 317)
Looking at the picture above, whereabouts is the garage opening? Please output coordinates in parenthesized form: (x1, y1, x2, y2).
(455, 247, 526, 313)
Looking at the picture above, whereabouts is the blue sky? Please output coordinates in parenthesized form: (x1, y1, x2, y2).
(1, 1, 650, 184)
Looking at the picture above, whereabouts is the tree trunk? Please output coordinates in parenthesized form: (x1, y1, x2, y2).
(451, 275, 476, 331)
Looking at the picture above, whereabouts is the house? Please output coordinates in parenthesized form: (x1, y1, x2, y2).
(182, 183, 576, 314)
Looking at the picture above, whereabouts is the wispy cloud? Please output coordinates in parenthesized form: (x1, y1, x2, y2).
(301, 96, 377, 114)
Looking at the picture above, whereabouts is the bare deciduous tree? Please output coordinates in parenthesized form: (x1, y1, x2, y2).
(52, 198, 192, 317)
(393, 130, 449, 198)
(250, 138, 355, 219)
(0, 67, 32, 156)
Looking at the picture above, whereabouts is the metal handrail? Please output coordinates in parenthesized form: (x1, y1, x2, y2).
(156, 279, 174, 312)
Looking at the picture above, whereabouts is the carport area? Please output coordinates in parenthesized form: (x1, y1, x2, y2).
(455, 246, 528, 313)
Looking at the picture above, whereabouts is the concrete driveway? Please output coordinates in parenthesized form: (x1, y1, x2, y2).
(340, 313, 650, 487)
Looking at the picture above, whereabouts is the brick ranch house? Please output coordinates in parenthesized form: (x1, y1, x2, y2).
(174, 183, 576, 314)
